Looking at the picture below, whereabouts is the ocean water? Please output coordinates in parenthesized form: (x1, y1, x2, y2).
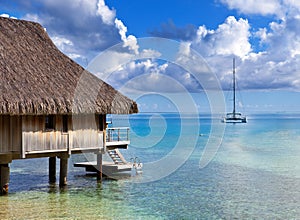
(1, 113, 300, 219)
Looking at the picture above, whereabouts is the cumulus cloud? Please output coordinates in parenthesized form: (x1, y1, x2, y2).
(92, 10, 300, 93)
(0, 13, 9, 18)
(166, 0, 299, 91)
(220, 0, 282, 16)
(201, 15, 300, 91)
(284, 0, 300, 11)
(240, 16, 300, 90)
(96, 0, 115, 25)
(164, 9, 299, 92)
(192, 16, 251, 58)
(0, 13, 17, 19)
(104, 59, 169, 92)
(219, 0, 300, 18)
(114, 18, 139, 54)
(257, 18, 298, 59)
(96, 56, 204, 93)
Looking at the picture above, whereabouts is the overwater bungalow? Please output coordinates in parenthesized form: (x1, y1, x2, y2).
(0, 17, 138, 194)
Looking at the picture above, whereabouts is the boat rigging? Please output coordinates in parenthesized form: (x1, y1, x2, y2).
(222, 58, 247, 123)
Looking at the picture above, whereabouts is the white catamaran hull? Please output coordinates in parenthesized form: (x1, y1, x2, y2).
(221, 117, 247, 123)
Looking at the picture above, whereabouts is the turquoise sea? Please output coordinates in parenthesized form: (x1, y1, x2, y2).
(1, 113, 300, 219)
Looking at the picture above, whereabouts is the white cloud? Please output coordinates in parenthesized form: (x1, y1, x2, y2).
(255, 28, 268, 42)
(114, 18, 127, 39)
(50, 36, 84, 60)
(140, 49, 161, 58)
(105, 59, 169, 92)
(23, 13, 40, 22)
(0, 13, 17, 19)
(284, 0, 300, 12)
(51, 36, 74, 48)
(115, 18, 139, 54)
(193, 16, 251, 58)
(220, 0, 300, 18)
(220, 0, 282, 16)
(178, 41, 191, 57)
(0, 13, 10, 18)
(95, 55, 202, 93)
(68, 53, 82, 60)
(96, 0, 115, 25)
(255, 16, 300, 61)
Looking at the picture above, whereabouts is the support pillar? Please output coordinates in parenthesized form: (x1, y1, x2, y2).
(59, 155, 69, 187)
(0, 164, 9, 195)
(96, 153, 103, 182)
(49, 157, 56, 183)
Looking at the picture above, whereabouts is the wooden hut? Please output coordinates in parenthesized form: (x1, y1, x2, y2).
(0, 17, 138, 194)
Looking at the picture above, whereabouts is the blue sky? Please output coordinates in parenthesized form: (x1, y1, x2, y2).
(1, 0, 300, 113)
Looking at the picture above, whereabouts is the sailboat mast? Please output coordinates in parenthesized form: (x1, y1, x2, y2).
(222, 57, 247, 123)
(233, 58, 236, 115)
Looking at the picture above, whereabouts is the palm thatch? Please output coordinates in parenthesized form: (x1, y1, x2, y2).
(0, 17, 138, 115)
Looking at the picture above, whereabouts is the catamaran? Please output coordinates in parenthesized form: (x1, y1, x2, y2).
(222, 58, 247, 123)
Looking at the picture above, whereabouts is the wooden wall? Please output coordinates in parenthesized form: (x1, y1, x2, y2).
(21, 115, 69, 153)
(0, 115, 22, 154)
(0, 114, 105, 158)
(69, 114, 103, 151)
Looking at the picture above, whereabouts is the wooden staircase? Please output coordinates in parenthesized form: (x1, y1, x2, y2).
(107, 149, 127, 165)
(75, 149, 142, 176)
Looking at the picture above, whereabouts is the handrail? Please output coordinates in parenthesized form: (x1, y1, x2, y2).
(106, 127, 130, 142)
(107, 127, 130, 130)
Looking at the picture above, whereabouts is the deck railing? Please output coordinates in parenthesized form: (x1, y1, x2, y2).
(22, 131, 104, 156)
(106, 127, 130, 143)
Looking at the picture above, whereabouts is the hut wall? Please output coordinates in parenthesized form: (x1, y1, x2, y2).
(0, 115, 22, 154)
(70, 114, 103, 151)
(0, 114, 105, 157)
(22, 115, 68, 153)
(21, 114, 104, 156)
(0, 116, 10, 154)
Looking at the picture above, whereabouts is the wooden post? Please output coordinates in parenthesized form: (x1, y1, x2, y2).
(97, 153, 103, 182)
(49, 157, 56, 183)
(0, 164, 9, 195)
(59, 155, 68, 187)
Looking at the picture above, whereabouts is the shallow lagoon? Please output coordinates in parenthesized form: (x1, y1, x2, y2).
(1, 113, 300, 219)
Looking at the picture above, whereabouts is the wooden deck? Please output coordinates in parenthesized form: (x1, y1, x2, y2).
(74, 161, 133, 174)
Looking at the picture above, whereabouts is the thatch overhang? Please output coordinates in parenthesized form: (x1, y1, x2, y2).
(0, 17, 138, 115)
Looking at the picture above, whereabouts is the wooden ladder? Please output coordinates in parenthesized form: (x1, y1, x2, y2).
(107, 149, 127, 165)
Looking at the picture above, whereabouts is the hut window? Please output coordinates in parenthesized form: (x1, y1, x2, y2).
(63, 115, 68, 133)
(45, 115, 55, 130)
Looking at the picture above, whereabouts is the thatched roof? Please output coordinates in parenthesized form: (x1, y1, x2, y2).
(0, 17, 138, 115)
